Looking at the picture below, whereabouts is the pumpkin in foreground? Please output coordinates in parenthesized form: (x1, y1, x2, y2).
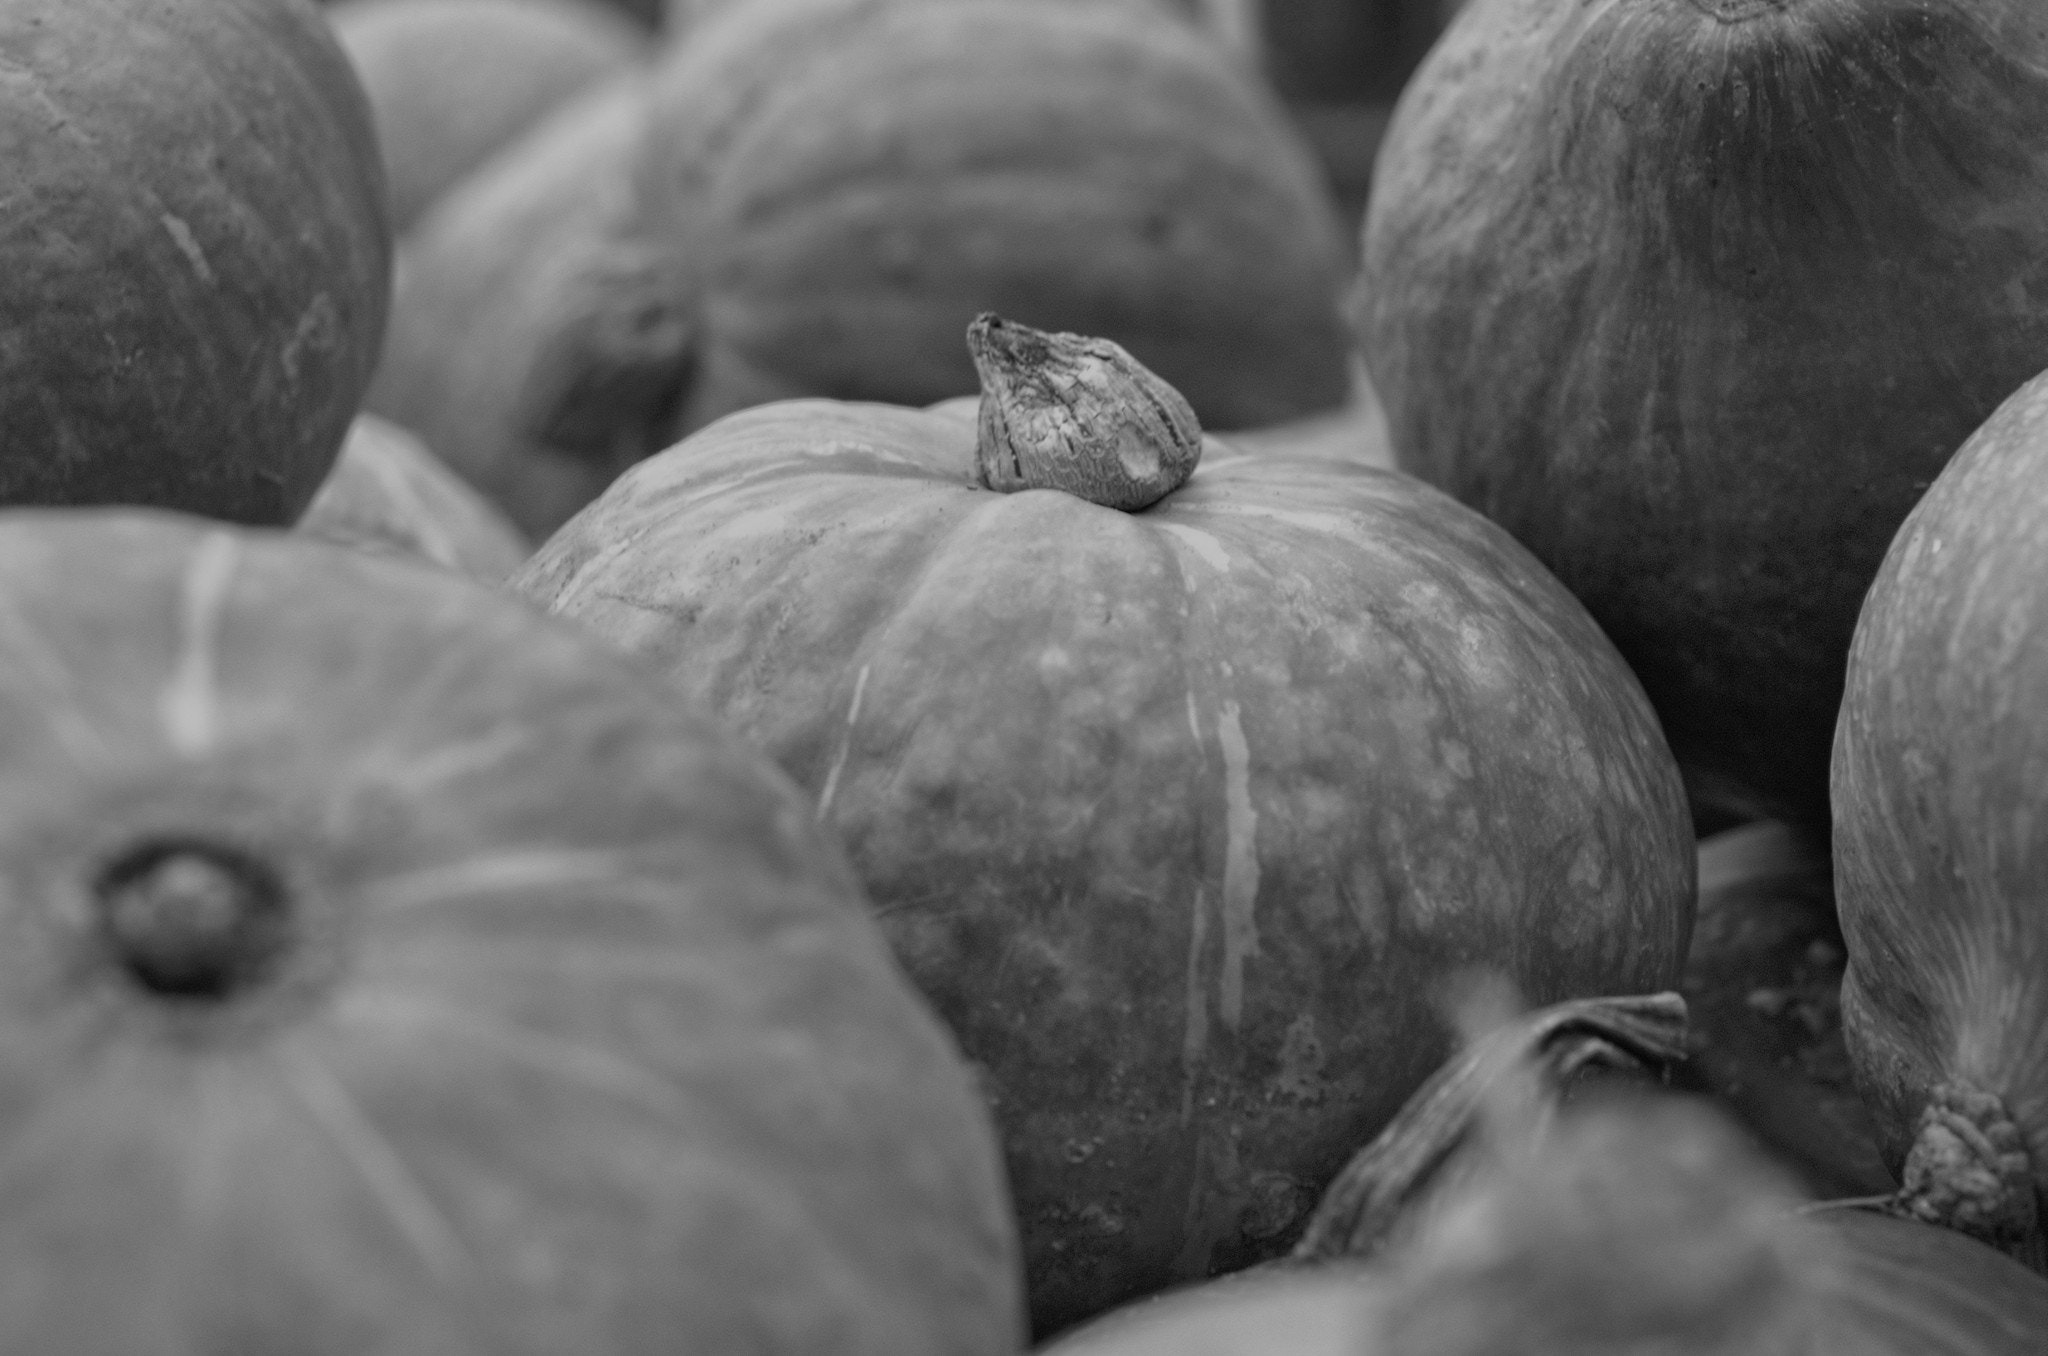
(515, 317, 1697, 1334)
(1833, 363, 2048, 1269)
(327, 0, 648, 235)
(0, 0, 390, 523)
(1358, 0, 2048, 825)
(297, 412, 532, 584)
(0, 511, 1023, 1353)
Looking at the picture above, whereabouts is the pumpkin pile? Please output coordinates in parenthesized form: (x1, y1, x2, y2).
(1, 0, 2047, 1351)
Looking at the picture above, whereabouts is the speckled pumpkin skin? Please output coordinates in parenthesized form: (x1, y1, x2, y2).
(1359, 0, 2048, 826)
(0, 512, 1023, 1354)
(1832, 369, 2048, 1208)
(514, 400, 1696, 1335)
(637, 0, 1353, 435)
(0, 0, 390, 524)
(297, 413, 532, 583)
(329, 0, 646, 234)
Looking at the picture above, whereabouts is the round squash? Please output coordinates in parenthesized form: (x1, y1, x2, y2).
(514, 318, 1696, 1334)
(1833, 364, 2048, 1267)
(0, 0, 390, 524)
(329, 0, 647, 235)
(367, 73, 676, 542)
(0, 510, 1023, 1352)
(297, 413, 532, 583)
(629, 0, 1352, 435)
(1357, 0, 2048, 825)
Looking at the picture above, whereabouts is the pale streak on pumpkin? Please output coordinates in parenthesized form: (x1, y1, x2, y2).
(353, 423, 465, 568)
(358, 847, 640, 914)
(158, 531, 240, 759)
(1180, 883, 1210, 1123)
(271, 1044, 470, 1283)
(815, 662, 871, 821)
(0, 591, 117, 767)
(157, 213, 213, 285)
(1216, 701, 1262, 1030)
(1159, 523, 1232, 574)
(377, 722, 535, 796)
(337, 989, 693, 1121)
(378, 933, 744, 989)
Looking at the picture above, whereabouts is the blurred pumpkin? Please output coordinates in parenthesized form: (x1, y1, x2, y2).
(0, 0, 389, 524)
(1834, 363, 2048, 1269)
(377, 0, 1357, 542)
(1050, 995, 2048, 1356)
(297, 413, 531, 583)
(630, 0, 1351, 437)
(1357, 0, 2048, 826)
(367, 73, 679, 541)
(0, 510, 1025, 1353)
(514, 317, 1696, 1335)
(328, 0, 647, 235)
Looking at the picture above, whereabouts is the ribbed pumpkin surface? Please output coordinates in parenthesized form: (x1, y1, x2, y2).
(1357, 0, 2048, 825)
(514, 398, 1696, 1333)
(1833, 366, 2048, 1239)
(637, 0, 1353, 434)
(0, 511, 1023, 1354)
(0, 0, 389, 523)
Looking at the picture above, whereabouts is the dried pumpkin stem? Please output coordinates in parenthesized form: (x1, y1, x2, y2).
(966, 313, 1202, 511)
(1288, 992, 1691, 1264)
(1880, 1082, 2045, 1270)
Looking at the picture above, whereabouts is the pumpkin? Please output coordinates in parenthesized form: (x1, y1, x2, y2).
(626, 0, 1351, 436)
(1356, 0, 2048, 826)
(381, 0, 1354, 542)
(0, 0, 390, 525)
(325, 0, 668, 28)
(328, 0, 647, 235)
(663, 0, 1267, 67)
(514, 317, 1696, 1335)
(0, 509, 1024, 1352)
(367, 73, 677, 542)
(297, 413, 532, 583)
(1050, 995, 2048, 1356)
(1833, 363, 2048, 1269)
(1672, 821, 1894, 1199)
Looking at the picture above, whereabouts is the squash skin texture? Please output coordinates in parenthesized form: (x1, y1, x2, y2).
(0, 0, 390, 524)
(1832, 369, 2048, 1234)
(1360, 0, 2048, 825)
(0, 512, 1024, 1354)
(637, 0, 1354, 435)
(514, 400, 1697, 1334)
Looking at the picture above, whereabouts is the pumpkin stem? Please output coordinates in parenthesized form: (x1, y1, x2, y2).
(1288, 991, 1691, 1264)
(1881, 1082, 2045, 1270)
(966, 313, 1201, 511)
(94, 840, 291, 1001)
